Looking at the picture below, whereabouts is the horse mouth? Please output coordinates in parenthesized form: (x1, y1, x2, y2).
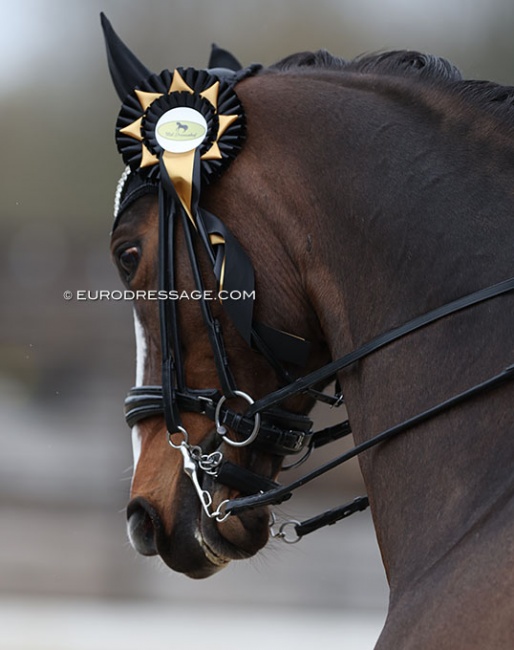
(194, 528, 231, 568)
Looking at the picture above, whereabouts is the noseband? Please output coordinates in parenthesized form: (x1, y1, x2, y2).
(110, 56, 514, 540)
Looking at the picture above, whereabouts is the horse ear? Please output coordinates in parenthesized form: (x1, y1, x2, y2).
(208, 43, 242, 71)
(100, 13, 152, 101)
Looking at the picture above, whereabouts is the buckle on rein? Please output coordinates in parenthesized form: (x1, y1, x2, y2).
(169, 391, 262, 523)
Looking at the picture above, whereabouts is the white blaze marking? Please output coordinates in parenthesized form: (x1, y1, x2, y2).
(134, 310, 147, 386)
(131, 425, 142, 476)
(131, 310, 147, 471)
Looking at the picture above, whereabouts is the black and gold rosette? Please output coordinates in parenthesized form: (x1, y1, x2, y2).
(115, 67, 245, 222)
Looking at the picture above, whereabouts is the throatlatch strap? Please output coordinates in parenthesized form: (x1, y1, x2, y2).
(200, 209, 311, 367)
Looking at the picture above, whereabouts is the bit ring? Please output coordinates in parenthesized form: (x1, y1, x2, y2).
(167, 425, 188, 449)
(214, 390, 261, 447)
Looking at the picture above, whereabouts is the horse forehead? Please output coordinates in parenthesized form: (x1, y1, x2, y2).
(111, 195, 159, 246)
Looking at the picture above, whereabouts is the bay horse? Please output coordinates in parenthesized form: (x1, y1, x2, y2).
(102, 14, 514, 649)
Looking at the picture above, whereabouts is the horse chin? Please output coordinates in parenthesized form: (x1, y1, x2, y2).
(184, 511, 266, 579)
(198, 476, 271, 566)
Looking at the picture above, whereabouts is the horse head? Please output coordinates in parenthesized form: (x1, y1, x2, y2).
(103, 14, 331, 577)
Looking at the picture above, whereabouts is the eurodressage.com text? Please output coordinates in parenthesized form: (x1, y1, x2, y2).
(67, 289, 256, 301)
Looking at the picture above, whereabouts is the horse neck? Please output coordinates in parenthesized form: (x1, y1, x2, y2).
(252, 73, 514, 592)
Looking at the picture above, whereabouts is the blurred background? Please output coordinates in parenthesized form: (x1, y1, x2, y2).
(2, 1, 514, 648)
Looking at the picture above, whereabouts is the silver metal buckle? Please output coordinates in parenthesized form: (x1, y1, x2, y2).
(269, 512, 301, 544)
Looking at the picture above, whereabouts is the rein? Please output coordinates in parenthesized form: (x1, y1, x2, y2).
(224, 276, 514, 529)
(235, 364, 514, 540)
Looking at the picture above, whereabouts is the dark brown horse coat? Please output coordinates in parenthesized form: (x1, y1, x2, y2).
(110, 49, 514, 649)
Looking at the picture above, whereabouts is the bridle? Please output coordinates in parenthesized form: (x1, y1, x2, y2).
(110, 60, 354, 520)
(105, 24, 514, 541)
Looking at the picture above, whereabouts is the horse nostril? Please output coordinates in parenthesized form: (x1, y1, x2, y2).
(126, 498, 160, 556)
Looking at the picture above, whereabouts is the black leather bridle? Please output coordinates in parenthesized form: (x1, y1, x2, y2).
(109, 58, 356, 512)
(118, 161, 353, 499)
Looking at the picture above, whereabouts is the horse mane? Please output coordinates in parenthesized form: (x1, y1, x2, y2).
(270, 49, 462, 82)
(270, 49, 514, 130)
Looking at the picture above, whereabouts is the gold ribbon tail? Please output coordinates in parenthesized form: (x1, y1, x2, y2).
(162, 149, 197, 225)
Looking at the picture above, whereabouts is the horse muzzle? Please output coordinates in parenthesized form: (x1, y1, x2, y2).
(126, 473, 270, 578)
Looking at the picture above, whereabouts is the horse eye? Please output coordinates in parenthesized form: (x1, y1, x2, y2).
(117, 245, 141, 280)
